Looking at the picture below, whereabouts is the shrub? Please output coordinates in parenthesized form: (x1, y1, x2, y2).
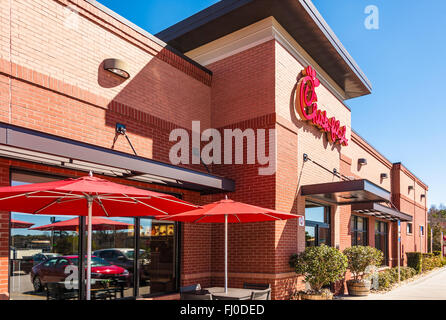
(407, 252, 446, 273)
(377, 270, 393, 289)
(343, 246, 384, 280)
(289, 244, 348, 293)
(376, 267, 417, 290)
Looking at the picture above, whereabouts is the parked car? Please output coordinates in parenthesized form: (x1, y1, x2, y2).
(21, 253, 61, 274)
(30, 255, 130, 292)
(93, 248, 150, 283)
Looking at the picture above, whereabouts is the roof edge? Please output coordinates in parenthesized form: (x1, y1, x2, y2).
(85, 0, 212, 76)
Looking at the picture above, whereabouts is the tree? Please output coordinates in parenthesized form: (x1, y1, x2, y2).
(428, 205, 446, 252)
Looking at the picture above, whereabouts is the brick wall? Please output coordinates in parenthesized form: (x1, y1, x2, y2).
(0, 0, 430, 300)
(392, 163, 428, 262)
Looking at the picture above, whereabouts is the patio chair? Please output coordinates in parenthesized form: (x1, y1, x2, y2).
(46, 282, 78, 300)
(180, 283, 201, 293)
(243, 283, 271, 290)
(180, 284, 210, 300)
(250, 288, 271, 300)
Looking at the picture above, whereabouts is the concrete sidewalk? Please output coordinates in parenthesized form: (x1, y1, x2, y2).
(340, 267, 446, 300)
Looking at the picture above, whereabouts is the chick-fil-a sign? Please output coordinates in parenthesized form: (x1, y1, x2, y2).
(296, 66, 348, 146)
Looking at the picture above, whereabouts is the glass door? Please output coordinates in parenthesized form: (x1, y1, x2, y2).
(305, 202, 331, 247)
(375, 221, 388, 265)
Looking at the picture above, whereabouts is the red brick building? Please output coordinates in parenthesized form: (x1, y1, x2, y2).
(0, 0, 428, 300)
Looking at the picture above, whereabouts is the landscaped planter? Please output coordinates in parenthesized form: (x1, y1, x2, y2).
(346, 279, 371, 296)
(301, 292, 333, 300)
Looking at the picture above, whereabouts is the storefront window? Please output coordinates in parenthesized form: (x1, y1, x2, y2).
(138, 218, 178, 296)
(305, 202, 331, 247)
(351, 215, 368, 246)
(9, 172, 80, 300)
(91, 217, 135, 298)
(375, 221, 388, 265)
(9, 171, 180, 300)
(406, 222, 413, 234)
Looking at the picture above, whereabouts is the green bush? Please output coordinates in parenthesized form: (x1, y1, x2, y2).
(377, 267, 417, 290)
(377, 270, 393, 289)
(407, 252, 446, 274)
(289, 244, 348, 293)
(433, 250, 442, 256)
(343, 246, 384, 280)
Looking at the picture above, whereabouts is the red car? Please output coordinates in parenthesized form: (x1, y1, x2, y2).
(30, 255, 130, 292)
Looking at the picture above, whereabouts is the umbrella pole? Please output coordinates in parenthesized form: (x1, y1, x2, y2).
(225, 214, 228, 294)
(86, 198, 92, 300)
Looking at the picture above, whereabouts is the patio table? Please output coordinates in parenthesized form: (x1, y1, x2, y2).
(205, 287, 263, 300)
(53, 279, 126, 300)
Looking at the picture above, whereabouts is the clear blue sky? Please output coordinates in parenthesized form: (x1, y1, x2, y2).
(97, 0, 445, 208)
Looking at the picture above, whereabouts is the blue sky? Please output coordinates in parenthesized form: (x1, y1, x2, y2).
(96, 0, 445, 208)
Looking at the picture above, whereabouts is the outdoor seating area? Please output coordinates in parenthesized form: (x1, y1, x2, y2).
(5, 173, 297, 300)
(180, 284, 271, 300)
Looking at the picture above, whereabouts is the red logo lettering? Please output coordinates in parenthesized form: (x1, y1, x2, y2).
(296, 66, 348, 146)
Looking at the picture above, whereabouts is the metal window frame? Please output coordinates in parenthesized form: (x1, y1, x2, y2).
(7, 170, 182, 300)
(305, 204, 331, 246)
(374, 220, 389, 265)
(351, 215, 369, 246)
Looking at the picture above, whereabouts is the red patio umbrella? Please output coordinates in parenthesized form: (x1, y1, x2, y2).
(158, 196, 302, 293)
(30, 217, 132, 231)
(10, 219, 34, 229)
(0, 173, 198, 299)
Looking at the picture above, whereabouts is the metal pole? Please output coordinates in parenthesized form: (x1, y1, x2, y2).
(86, 197, 92, 300)
(398, 220, 401, 284)
(225, 214, 228, 294)
(420, 226, 423, 273)
(133, 217, 140, 298)
(430, 227, 433, 253)
(79, 216, 86, 300)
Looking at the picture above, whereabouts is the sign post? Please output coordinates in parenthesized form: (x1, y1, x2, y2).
(398, 220, 401, 284)
(420, 225, 423, 273)
(430, 227, 433, 253)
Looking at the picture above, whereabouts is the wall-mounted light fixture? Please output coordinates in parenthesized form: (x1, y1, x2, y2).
(104, 58, 130, 79)
(358, 158, 367, 165)
(380, 173, 388, 179)
(408, 185, 414, 192)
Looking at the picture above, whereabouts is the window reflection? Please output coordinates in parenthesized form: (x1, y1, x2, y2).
(305, 226, 316, 247)
(305, 202, 331, 247)
(139, 218, 177, 296)
(9, 174, 80, 300)
(9, 171, 180, 300)
(10, 212, 80, 300)
(91, 217, 135, 298)
(351, 215, 368, 246)
(375, 221, 388, 265)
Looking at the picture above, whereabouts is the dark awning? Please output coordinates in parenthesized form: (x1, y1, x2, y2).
(0, 123, 235, 194)
(352, 202, 413, 222)
(301, 179, 390, 205)
(156, 0, 372, 99)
